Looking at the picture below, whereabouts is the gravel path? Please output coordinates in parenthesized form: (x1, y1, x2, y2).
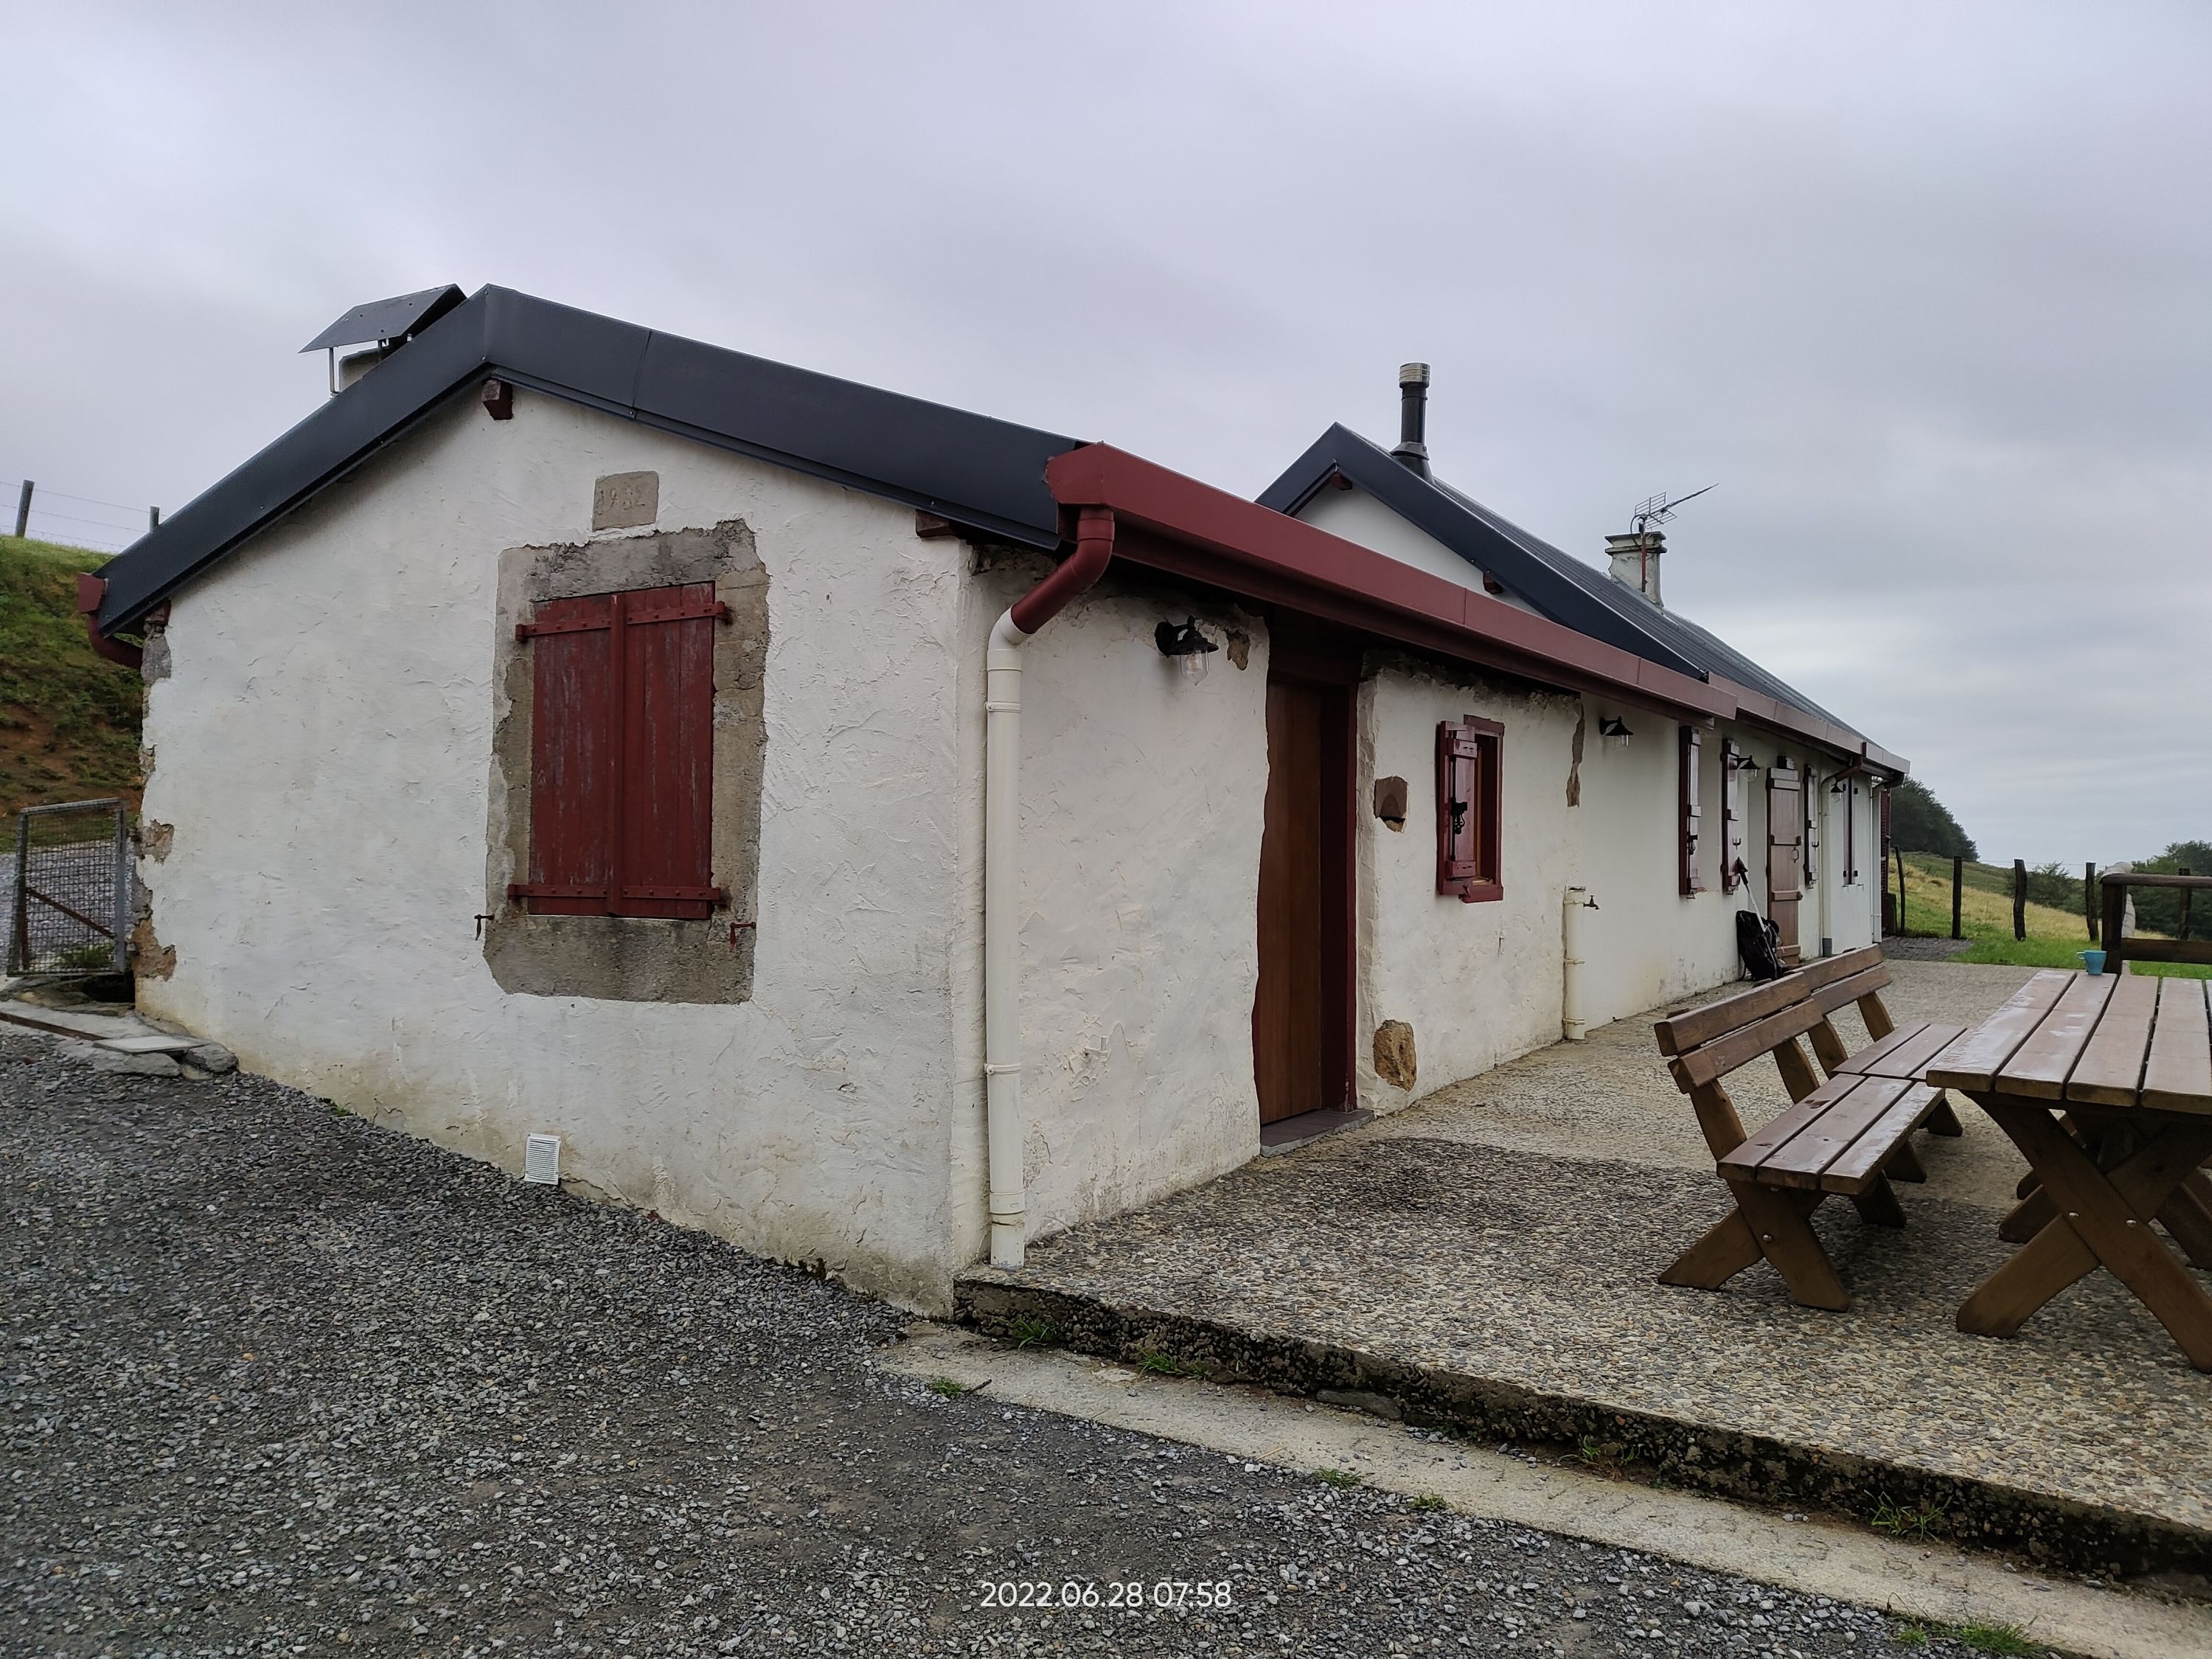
(1, 1029, 2053, 1657)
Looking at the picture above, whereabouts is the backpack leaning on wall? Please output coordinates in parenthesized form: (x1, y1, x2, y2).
(1731, 860, 1785, 981)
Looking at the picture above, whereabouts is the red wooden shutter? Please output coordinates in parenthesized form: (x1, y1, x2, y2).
(622, 583, 718, 919)
(1679, 726, 1705, 895)
(527, 594, 615, 914)
(1802, 765, 1819, 886)
(1720, 738, 1745, 892)
(1437, 722, 1479, 895)
(516, 582, 723, 918)
(1436, 717, 1503, 902)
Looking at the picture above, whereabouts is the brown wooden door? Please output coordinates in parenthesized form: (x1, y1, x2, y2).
(1766, 762, 1804, 967)
(1254, 674, 1354, 1123)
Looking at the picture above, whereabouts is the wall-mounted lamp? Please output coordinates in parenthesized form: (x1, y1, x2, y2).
(1731, 752, 1761, 774)
(1155, 616, 1218, 684)
(1596, 715, 1632, 748)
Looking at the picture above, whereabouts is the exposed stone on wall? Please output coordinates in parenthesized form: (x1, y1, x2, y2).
(1565, 708, 1585, 807)
(128, 913, 175, 979)
(1371, 776, 1408, 830)
(1373, 1020, 1416, 1091)
(140, 821, 174, 861)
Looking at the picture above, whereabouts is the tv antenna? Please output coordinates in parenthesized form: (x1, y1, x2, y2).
(1630, 483, 1716, 538)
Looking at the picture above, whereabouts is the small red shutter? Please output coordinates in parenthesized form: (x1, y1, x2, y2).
(528, 594, 615, 915)
(1720, 738, 1745, 892)
(622, 583, 718, 919)
(1679, 726, 1705, 895)
(1436, 722, 1481, 893)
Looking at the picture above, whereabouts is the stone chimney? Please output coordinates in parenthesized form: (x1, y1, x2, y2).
(1605, 531, 1663, 608)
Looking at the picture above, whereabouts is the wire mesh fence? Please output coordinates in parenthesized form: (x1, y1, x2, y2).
(5, 799, 131, 976)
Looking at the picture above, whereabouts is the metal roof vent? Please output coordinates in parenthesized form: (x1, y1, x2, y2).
(1391, 362, 1431, 476)
(301, 284, 466, 394)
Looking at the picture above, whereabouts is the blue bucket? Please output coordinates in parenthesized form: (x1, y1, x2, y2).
(2080, 950, 2107, 976)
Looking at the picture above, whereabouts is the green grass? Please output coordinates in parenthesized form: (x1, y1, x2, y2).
(1950, 1620, 2037, 1656)
(0, 535, 143, 829)
(1135, 1350, 1206, 1378)
(1868, 1492, 1948, 1541)
(1313, 1468, 1363, 1489)
(1899, 852, 2211, 980)
(1409, 1493, 1448, 1512)
(1009, 1316, 1062, 1350)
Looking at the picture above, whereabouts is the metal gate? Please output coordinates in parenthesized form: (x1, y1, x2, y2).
(5, 799, 132, 976)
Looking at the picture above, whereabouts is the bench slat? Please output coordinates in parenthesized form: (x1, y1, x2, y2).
(1924, 971, 2073, 1092)
(2066, 975, 2161, 1107)
(1830, 1019, 1929, 1077)
(1795, 943, 1888, 992)
(1655, 974, 1817, 1057)
(1653, 945, 1886, 1056)
(1821, 1084, 1943, 1194)
(1807, 965, 1898, 1020)
(1995, 972, 2118, 1100)
(1838, 1022, 1967, 1082)
(1749, 1077, 1914, 1192)
(1668, 998, 1828, 1093)
(1715, 1080, 1854, 1180)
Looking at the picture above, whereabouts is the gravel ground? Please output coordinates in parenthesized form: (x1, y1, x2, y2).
(1, 1028, 2056, 1658)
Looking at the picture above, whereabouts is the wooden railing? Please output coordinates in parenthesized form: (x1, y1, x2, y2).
(2103, 872, 2212, 970)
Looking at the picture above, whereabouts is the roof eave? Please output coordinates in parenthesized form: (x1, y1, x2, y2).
(1050, 444, 1735, 726)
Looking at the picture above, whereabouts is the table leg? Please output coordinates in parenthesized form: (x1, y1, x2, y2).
(2159, 1173, 2212, 1271)
(1960, 1102, 2212, 1370)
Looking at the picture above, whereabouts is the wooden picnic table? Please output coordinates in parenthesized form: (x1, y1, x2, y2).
(1925, 970, 2212, 1370)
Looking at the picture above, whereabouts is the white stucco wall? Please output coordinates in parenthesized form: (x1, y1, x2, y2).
(138, 389, 980, 1310)
(948, 576, 1273, 1258)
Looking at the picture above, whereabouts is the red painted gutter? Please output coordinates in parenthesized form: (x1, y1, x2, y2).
(1046, 444, 1733, 728)
(1009, 506, 1114, 633)
(1045, 444, 1903, 774)
(74, 574, 145, 671)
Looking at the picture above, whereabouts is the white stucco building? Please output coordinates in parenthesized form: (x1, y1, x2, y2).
(86, 286, 1902, 1311)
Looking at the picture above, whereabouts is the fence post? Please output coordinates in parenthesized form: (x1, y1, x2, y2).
(12, 480, 31, 539)
(110, 803, 131, 974)
(2085, 862, 2098, 942)
(1952, 855, 1964, 940)
(7, 813, 28, 974)
(2012, 859, 2027, 942)
(148, 506, 160, 532)
(2102, 876, 2127, 974)
(1894, 846, 1908, 935)
(2183, 867, 2195, 943)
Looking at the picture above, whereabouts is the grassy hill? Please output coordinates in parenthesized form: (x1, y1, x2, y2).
(1899, 851, 2208, 979)
(0, 535, 144, 833)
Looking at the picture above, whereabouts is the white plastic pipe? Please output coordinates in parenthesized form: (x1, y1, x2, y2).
(983, 608, 1030, 1268)
(1562, 886, 1597, 1041)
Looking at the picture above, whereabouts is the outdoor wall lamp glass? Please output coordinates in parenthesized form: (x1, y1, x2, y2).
(1597, 716, 1632, 748)
(1155, 616, 1218, 684)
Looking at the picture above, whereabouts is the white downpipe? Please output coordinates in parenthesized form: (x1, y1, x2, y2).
(984, 608, 1031, 1268)
(1562, 886, 1598, 1040)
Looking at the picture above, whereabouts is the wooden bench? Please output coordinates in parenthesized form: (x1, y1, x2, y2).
(1652, 945, 1965, 1311)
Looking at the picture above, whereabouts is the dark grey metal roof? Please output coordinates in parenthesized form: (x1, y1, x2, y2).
(1258, 423, 1865, 742)
(298, 285, 467, 353)
(99, 286, 1083, 631)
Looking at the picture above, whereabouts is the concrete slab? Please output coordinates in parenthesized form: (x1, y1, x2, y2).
(883, 1322, 2212, 1659)
(961, 962, 2212, 1576)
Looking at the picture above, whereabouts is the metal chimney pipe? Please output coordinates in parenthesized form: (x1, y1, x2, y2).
(1391, 363, 1430, 476)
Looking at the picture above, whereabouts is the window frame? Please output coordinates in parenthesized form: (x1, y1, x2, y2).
(1436, 715, 1503, 904)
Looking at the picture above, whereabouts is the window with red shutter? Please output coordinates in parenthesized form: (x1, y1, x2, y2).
(1679, 726, 1705, 896)
(1436, 716, 1503, 903)
(510, 582, 726, 919)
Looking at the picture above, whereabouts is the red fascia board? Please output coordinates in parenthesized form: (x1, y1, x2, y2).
(1714, 676, 1910, 777)
(1046, 445, 1734, 724)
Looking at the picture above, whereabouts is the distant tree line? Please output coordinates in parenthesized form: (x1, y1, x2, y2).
(1887, 777, 2202, 939)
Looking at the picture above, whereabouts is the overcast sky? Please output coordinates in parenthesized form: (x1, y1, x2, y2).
(6, 2, 2205, 863)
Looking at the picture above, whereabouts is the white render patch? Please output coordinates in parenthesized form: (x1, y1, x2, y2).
(524, 1133, 562, 1185)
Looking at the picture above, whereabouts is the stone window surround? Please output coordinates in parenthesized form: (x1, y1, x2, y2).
(482, 514, 768, 1004)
